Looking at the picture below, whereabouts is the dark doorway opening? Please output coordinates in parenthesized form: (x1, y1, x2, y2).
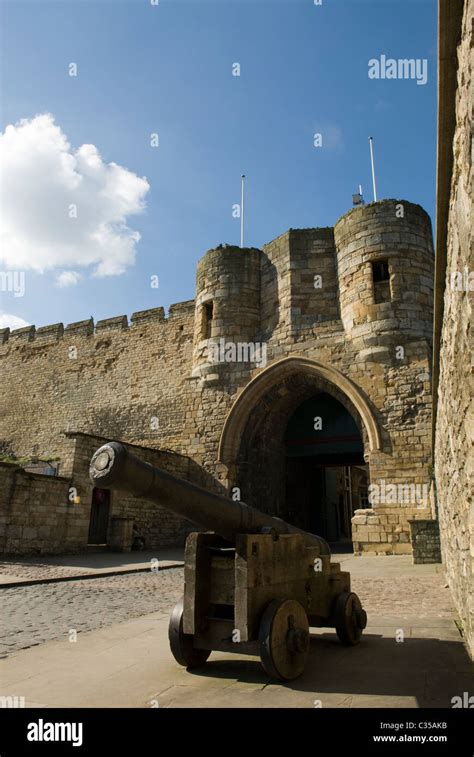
(284, 393, 368, 542)
(88, 487, 110, 545)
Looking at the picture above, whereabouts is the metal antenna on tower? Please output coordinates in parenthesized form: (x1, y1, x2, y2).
(352, 184, 364, 207)
(368, 137, 377, 202)
(240, 174, 245, 248)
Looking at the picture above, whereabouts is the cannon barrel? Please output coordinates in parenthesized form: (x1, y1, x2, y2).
(89, 442, 330, 555)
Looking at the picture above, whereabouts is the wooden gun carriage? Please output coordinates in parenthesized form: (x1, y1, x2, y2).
(90, 442, 367, 681)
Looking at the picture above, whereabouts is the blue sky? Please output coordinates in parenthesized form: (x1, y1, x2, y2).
(0, 0, 437, 329)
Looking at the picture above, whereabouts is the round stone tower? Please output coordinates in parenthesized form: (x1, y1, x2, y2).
(334, 199, 434, 358)
(192, 245, 262, 381)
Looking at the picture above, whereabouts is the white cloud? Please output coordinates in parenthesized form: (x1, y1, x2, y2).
(0, 313, 30, 330)
(0, 114, 150, 277)
(56, 270, 81, 288)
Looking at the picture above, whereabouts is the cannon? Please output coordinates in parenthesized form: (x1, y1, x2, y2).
(90, 441, 367, 681)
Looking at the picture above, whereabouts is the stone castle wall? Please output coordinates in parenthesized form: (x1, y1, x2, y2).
(0, 301, 197, 463)
(0, 463, 77, 554)
(435, 0, 473, 656)
(0, 199, 435, 555)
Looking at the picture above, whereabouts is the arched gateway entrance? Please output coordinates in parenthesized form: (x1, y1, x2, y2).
(218, 357, 382, 545)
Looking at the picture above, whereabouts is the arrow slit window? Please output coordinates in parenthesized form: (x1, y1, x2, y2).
(371, 260, 391, 303)
(201, 301, 214, 339)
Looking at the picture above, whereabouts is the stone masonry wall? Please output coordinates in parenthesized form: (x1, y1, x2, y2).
(409, 520, 442, 565)
(435, 0, 473, 657)
(0, 463, 80, 554)
(0, 302, 197, 463)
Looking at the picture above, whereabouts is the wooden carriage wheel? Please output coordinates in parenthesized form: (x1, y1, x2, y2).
(334, 591, 367, 646)
(259, 599, 310, 681)
(168, 598, 210, 668)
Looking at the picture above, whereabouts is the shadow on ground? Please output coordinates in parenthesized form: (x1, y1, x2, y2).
(181, 631, 472, 708)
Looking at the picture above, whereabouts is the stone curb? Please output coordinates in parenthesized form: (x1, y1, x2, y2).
(0, 562, 184, 589)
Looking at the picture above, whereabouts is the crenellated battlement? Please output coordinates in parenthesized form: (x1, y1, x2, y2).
(1, 200, 434, 353)
(0, 300, 196, 346)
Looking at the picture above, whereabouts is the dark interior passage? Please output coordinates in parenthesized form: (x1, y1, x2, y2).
(88, 487, 110, 545)
(284, 393, 368, 542)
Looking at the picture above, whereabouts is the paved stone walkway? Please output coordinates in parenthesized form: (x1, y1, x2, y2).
(0, 553, 471, 708)
(1, 609, 471, 709)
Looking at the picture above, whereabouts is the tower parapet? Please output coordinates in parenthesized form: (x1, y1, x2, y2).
(192, 245, 262, 381)
(334, 200, 434, 359)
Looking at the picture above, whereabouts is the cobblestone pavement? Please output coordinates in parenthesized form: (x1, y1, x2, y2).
(0, 557, 457, 659)
(350, 575, 455, 621)
(0, 568, 184, 657)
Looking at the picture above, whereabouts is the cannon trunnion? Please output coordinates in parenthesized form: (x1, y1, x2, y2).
(90, 442, 367, 681)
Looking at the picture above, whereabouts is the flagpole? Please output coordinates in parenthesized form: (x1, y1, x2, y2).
(240, 174, 245, 248)
(368, 137, 377, 202)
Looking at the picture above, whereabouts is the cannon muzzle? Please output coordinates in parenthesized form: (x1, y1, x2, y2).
(89, 441, 330, 554)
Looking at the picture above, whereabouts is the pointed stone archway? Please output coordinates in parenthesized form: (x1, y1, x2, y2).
(219, 356, 382, 470)
(217, 356, 383, 541)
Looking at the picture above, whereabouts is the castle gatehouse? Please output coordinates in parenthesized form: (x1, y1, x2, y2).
(0, 199, 438, 560)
